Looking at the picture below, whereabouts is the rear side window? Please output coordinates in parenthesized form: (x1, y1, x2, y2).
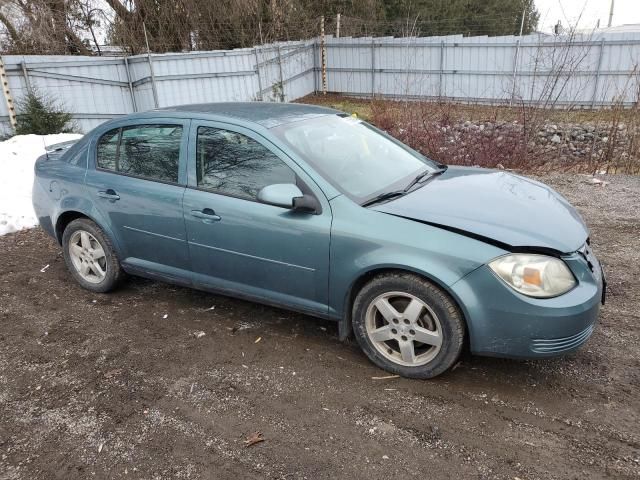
(96, 124, 182, 183)
(196, 126, 296, 201)
(64, 141, 88, 167)
(97, 129, 119, 170)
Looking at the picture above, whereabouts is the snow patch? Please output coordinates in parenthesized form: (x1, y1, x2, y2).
(0, 133, 82, 236)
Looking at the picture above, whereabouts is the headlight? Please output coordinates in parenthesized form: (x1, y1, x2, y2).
(488, 254, 576, 298)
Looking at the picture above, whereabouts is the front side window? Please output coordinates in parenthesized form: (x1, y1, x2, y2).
(96, 124, 182, 183)
(196, 126, 296, 201)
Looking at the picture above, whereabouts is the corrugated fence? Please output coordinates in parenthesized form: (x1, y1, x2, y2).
(325, 32, 640, 106)
(1, 31, 639, 135)
(0, 40, 315, 135)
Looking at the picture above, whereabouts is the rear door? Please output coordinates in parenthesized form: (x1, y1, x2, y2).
(85, 119, 191, 280)
(182, 120, 332, 316)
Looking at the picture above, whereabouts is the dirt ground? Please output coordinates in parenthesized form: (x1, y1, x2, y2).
(1, 173, 639, 480)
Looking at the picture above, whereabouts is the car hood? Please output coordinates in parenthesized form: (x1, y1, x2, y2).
(373, 166, 588, 253)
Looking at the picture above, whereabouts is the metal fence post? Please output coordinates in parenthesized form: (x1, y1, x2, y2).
(320, 16, 327, 95)
(313, 39, 319, 94)
(277, 45, 285, 102)
(253, 47, 264, 101)
(20, 62, 32, 93)
(529, 40, 540, 106)
(0, 56, 17, 129)
(510, 38, 521, 106)
(438, 41, 444, 97)
(371, 40, 376, 97)
(143, 22, 159, 108)
(591, 38, 606, 109)
(451, 43, 457, 100)
(123, 56, 137, 112)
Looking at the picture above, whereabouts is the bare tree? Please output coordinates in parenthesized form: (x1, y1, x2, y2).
(0, 0, 91, 54)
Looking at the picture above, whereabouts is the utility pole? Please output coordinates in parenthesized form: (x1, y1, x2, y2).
(608, 0, 615, 27)
(336, 13, 341, 38)
(518, 1, 526, 36)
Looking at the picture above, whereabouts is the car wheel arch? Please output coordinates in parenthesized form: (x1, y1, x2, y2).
(55, 210, 121, 256)
(338, 266, 470, 346)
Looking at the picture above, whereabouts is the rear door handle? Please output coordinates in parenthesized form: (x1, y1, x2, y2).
(97, 189, 120, 201)
(191, 208, 221, 222)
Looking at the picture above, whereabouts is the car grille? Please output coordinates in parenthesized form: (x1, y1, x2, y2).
(577, 241, 599, 273)
(530, 324, 595, 354)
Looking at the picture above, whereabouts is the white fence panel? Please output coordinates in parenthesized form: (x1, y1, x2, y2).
(1, 55, 134, 134)
(317, 32, 640, 106)
(2, 32, 640, 136)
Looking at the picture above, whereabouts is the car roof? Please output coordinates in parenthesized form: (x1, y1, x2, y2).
(155, 102, 342, 128)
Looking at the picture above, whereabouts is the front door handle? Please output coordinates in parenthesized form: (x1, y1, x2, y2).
(97, 189, 120, 201)
(191, 208, 221, 222)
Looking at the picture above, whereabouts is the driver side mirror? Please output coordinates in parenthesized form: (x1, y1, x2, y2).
(257, 183, 320, 214)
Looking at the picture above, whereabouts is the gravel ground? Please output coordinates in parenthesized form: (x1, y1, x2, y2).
(0, 173, 639, 480)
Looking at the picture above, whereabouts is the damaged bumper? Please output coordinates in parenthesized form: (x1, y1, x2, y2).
(451, 250, 604, 359)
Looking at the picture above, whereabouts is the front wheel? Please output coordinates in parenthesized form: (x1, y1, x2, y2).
(352, 272, 465, 379)
(62, 218, 123, 293)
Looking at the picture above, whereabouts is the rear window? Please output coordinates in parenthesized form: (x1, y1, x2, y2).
(96, 124, 182, 183)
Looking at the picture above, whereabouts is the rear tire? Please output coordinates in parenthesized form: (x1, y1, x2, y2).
(352, 272, 465, 379)
(62, 218, 123, 293)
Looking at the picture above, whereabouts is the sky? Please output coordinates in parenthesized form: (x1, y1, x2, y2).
(535, 0, 640, 32)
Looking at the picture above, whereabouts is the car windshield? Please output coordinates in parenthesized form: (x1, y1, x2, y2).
(272, 115, 439, 203)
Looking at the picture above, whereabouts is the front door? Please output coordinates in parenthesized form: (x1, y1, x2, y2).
(182, 121, 331, 316)
(85, 120, 191, 279)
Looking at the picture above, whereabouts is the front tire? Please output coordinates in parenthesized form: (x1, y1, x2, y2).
(352, 272, 465, 379)
(62, 218, 123, 293)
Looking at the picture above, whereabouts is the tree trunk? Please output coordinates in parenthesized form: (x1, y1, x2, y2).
(104, 0, 133, 21)
(0, 10, 21, 45)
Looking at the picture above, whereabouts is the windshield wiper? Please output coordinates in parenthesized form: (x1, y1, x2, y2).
(361, 166, 448, 208)
(403, 166, 448, 193)
(361, 190, 406, 207)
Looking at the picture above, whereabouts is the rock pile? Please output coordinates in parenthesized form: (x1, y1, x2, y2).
(449, 120, 633, 162)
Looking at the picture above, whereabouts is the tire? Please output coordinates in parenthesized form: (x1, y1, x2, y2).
(352, 272, 465, 379)
(61, 218, 123, 293)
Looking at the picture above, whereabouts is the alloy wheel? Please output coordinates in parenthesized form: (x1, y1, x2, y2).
(68, 230, 107, 284)
(365, 291, 443, 367)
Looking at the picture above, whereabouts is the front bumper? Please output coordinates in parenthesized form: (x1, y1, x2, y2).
(451, 250, 604, 359)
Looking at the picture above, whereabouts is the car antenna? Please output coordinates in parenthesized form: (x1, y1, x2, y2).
(42, 136, 49, 160)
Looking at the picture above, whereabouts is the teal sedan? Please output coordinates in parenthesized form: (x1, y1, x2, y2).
(32, 103, 605, 378)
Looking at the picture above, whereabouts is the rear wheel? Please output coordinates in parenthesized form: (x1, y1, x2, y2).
(62, 218, 123, 293)
(352, 272, 465, 379)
